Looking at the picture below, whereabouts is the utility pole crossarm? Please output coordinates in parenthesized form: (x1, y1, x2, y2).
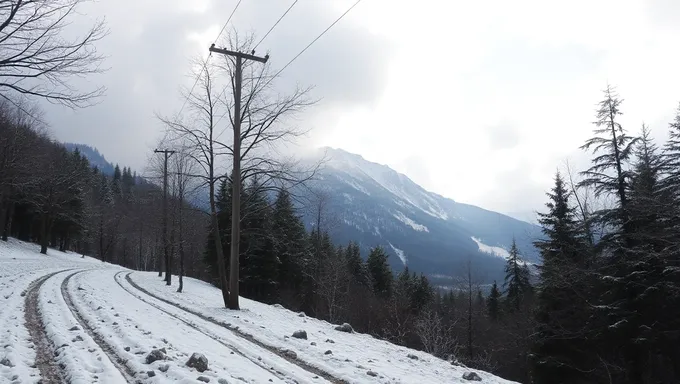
(209, 44, 269, 63)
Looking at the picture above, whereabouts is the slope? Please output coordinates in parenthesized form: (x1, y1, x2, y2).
(0, 238, 517, 383)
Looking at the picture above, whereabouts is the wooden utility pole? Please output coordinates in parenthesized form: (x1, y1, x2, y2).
(154, 149, 176, 285)
(208, 43, 268, 310)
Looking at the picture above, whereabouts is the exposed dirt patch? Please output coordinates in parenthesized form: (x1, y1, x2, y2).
(24, 270, 70, 383)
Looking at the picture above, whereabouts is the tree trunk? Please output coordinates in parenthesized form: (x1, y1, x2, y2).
(0, 203, 6, 242)
(40, 212, 48, 254)
(138, 223, 143, 271)
(212, 211, 229, 306)
(2, 201, 14, 241)
(177, 193, 185, 293)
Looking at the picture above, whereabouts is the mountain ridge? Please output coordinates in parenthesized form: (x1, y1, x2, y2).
(299, 146, 542, 284)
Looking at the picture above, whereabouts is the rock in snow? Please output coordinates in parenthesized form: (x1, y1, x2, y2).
(407, 353, 419, 360)
(186, 352, 209, 372)
(197, 376, 210, 382)
(334, 323, 353, 333)
(159, 364, 169, 373)
(145, 348, 166, 364)
(325, 350, 333, 355)
(463, 371, 483, 381)
(292, 330, 307, 339)
(367, 370, 378, 377)
(0, 357, 14, 367)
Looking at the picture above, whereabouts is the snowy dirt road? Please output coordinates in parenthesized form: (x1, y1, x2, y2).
(1, 239, 518, 384)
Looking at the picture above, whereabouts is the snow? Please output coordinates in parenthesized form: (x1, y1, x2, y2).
(1, 238, 518, 384)
(471, 237, 510, 259)
(388, 243, 407, 265)
(392, 211, 429, 232)
(318, 148, 451, 222)
(343, 177, 371, 196)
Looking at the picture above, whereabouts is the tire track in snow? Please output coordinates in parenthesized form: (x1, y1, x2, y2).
(113, 272, 312, 384)
(120, 271, 348, 384)
(23, 269, 72, 383)
(61, 270, 137, 383)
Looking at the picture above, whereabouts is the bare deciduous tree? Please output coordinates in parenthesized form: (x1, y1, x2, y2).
(0, 0, 107, 108)
(215, 32, 315, 309)
(169, 144, 200, 293)
(415, 309, 457, 358)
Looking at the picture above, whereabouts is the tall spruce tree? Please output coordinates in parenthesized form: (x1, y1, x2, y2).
(663, 103, 680, 197)
(271, 189, 306, 298)
(239, 178, 277, 302)
(345, 241, 368, 286)
(503, 238, 532, 311)
(204, 178, 231, 283)
(531, 172, 594, 383)
(487, 280, 501, 321)
(366, 245, 393, 297)
(578, 85, 638, 248)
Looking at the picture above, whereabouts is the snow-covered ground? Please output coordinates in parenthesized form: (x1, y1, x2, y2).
(0, 238, 518, 383)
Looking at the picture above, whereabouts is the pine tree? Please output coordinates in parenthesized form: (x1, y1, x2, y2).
(366, 245, 393, 297)
(531, 172, 594, 383)
(503, 238, 532, 311)
(411, 273, 434, 313)
(663, 103, 680, 198)
(629, 125, 665, 246)
(112, 164, 122, 197)
(239, 177, 277, 302)
(271, 188, 306, 297)
(487, 280, 500, 321)
(204, 178, 232, 283)
(579, 85, 638, 248)
(345, 241, 368, 286)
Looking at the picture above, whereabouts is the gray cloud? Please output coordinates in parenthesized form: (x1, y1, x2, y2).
(41, 1, 393, 171)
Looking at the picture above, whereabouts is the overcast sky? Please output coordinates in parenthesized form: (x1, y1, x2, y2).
(43, 0, 680, 222)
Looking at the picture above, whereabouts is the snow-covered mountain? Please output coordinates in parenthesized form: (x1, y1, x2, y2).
(298, 147, 542, 284)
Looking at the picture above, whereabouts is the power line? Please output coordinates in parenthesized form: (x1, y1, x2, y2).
(213, 0, 362, 126)
(177, 0, 244, 117)
(253, 0, 298, 51)
(209, 0, 297, 124)
(215, 0, 244, 43)
(270, 0, 362, 81)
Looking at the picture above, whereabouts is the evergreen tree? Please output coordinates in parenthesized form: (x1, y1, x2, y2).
(271, 189, 307, 299)
(487, 280, 501, 321)
(204, 178, 233, 283)
(578, 85, 638, 248)
(411, 273, 434, 313)
(366, 245, 393, 297)
(112, 164, 122, 197)
(663, 103, 680, 198)
(239, 178, 277, 302)
(531, 172, 594, 383)
(503, 238, 532, 311)
(345, 241, 368, 285)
